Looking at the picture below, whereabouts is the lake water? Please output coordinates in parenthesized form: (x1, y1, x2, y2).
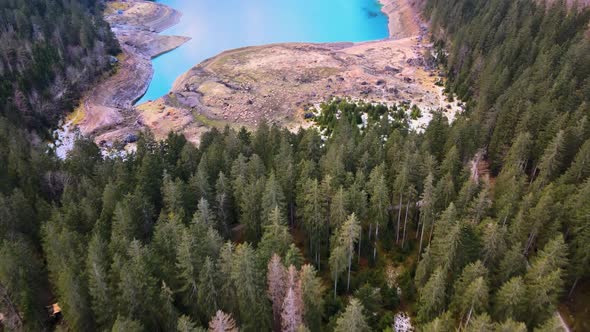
(136, 0, 389, 104)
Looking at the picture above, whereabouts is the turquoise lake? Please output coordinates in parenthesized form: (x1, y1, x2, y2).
(137, 0, 389, 104)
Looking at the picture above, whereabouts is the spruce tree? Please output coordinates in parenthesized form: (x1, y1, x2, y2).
(334, 298, 370, 332)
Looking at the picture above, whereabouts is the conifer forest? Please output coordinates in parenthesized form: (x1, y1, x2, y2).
(1, 0, 590, 331)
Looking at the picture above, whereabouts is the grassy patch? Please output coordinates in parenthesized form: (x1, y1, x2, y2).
(67, 104, 86, 125)
(104, 2, 131, 15)
(192, 112, 235, 129)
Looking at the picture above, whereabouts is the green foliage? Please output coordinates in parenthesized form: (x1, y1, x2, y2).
(2, 0, 590, 324)
(334, 298, 370, 332)
(0, 0, 120, 132)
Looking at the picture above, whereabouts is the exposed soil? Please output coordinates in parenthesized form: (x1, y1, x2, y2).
(135, 0, 462, 143)
(140, 39, 460, 142)
(66, 0, 460, 148)
(75, 0, 189, 145)
(379, 0, 423, 39)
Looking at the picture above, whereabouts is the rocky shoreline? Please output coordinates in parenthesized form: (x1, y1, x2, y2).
(134, 0, 461, 143)
(378, 0, 423, 40)
(73, 0, 190, 146)
(62, 0, 452, 149)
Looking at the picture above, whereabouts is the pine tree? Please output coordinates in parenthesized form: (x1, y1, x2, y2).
(449, 261, 488, 323)
(0, 239, 44, 331)
(176, 228, 201, 312)
(329, 244, 347, 299)
(421, 311, 454, 332)
(524, 235, 568, 326)
(394, 163, 409, 245)
(267, 254, 287, 329)
(330, 187, 348, 230)
(522, 186, 560, 255)
(415, 246, 435, 288)
(111, 315, 144, 332)
(567, 179, 590, 296)
(116, 240, 157, 329)
(42, 220, 95, 331)
(336, 214, 361, 291)
(157, 281, 178, 331)
(533, 316, 564, 332)
(334, 298, 370, 332)
(532, 130, 565, 189)
(504, 132, 532, 172)
(217, 242, 238, 315)
(162, 173, 187, 218)
(347, 171, 368, 223)
(177, 315, 205, 332)
(481, 220, 507, 268)
(191, 153, 212, 203)
(464, 313, 493, 332)
(215, 171, 233, 237)
(419, 173, 436, 254)
(281, 287, 304, 332)
(109, 195, 145, 256)
(457, 277, 489, 326)
(299, 264, 324, 331)
(239, 178, 265, 243)
(286, 265, 300, 298)
(198, 257, 220, 320)
(496, 244, 528, 285)
(368, 165, 389, 258)
(418, 267, 447, 322)
(468, 183, 491, 223)
(87, 232, 114, 328)
(261, 172, 286, 223)
(494, 276, 527, 322)
(258, 207, 292, 267)
(285, 243, 305, 269)
(560, 138, 590, 184)
(231, 243, 271, 331)
(302, 178, 326, 268)
(152, 213, 185, 289)
(275, 136, 296, 225)
(495, 319, 527, 332)
(195, 198, 216, 228)
(209, 310, 239, 332)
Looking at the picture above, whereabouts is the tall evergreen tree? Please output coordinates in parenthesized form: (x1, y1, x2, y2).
(334, 298, 370, 332)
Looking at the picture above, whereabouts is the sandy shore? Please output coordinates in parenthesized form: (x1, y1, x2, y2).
(75, 0, 189, 145)
(378, 0, 424, 39)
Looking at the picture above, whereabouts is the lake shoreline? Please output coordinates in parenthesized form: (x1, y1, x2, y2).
(72, 0, 189, 146)
(378, 0, 423, 39)
(135, 0, 462, 144)
(66, 0, 429, 148)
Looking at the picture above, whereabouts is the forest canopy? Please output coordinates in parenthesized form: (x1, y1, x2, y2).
(0, 0, 119, 132)
(0, 0, 589, 331)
